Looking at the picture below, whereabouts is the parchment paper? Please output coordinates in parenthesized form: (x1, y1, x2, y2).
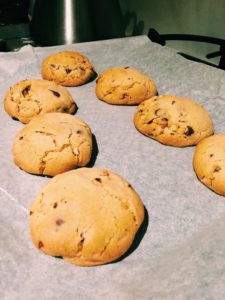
(1, 36, 225, 300)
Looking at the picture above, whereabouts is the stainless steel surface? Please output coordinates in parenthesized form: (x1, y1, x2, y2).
(30, 0, 125, 46)
(30, 0, 93, 45)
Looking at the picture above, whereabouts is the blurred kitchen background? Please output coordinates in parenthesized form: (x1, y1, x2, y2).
(0, 0, 225, 65)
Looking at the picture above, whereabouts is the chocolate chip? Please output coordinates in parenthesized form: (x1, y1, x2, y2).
(121, 93, 129, 99)
(56, 219, 64, 226)
(19, 136, 23, 140)
(213, 165, 221, 172)
(124, 66, 130, 69)
(65, 68, 72, 74)
(185, 126, 194, 136)
(172, 100, 176, 104)
(38, 241, 44, 249)
(94, 178, 102, 183)
(49, 90, 60, 97)
(53, 202, 58, 208)
(147, 119, 153, 124)
(210, 154, 214, 158)
(29, 211, 33, 215)
(22, 85, 31, 97)
(76, 130, 81, 134)
(50, 64, 56, 68)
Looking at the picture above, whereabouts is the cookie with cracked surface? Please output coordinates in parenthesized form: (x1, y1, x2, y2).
(193, 134, 225, 196)
(95, 66, 157, 105)
(41, 51, 95, 86)
(29, 167, 145, 266)
(12, 112, 92, 176)
(134, 95, 213, 147)
(4, 79, 76, 124)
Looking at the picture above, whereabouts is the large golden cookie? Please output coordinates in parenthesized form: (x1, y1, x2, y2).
(41, 51, 95, 86)
(193, 134, 225, 196)
(134, 95, 213, 147)
(4, 79, 76, 124)
(29, 167, 145, 266)
(12, 113, 92, 176)
(96, 66, 157, 105)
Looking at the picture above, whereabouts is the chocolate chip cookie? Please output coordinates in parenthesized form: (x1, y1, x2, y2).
(29, 167, 145, 266)
(95, 66, 157, 105)
(41, 51, 95, 86)
(193, 134, 225, 196)
(13, 113, 92, 176)
(134, 95, 213, 147)
(4, 79, 76, 124)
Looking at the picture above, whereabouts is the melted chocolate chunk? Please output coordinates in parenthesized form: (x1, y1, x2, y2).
(185, 126, 194, 136)
(38, 241, 44, 249)
(65, 68, 72, 74)
(22, 85, 31, 97)
(56, 219, 64, 226)
(53, 202, 58, 208)
(94, 178, 102, 183)
(121, 93, 129, 99)
(49, 90, 60, 97)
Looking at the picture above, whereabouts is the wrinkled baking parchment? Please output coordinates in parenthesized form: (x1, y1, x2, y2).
(1, 36, 225, 300)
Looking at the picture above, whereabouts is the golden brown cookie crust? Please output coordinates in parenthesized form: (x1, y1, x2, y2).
(193, 134, 225, 196)
(4, 79, 76, 123)
(12, 113, 92, 176)
(41, 51, 95, 86)
(95, 66, 157, 105)
(29, 167, 144, 266)
(134, 95, 213, 147)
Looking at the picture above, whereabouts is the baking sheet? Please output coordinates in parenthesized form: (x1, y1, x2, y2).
(1, 36, 225, 300)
